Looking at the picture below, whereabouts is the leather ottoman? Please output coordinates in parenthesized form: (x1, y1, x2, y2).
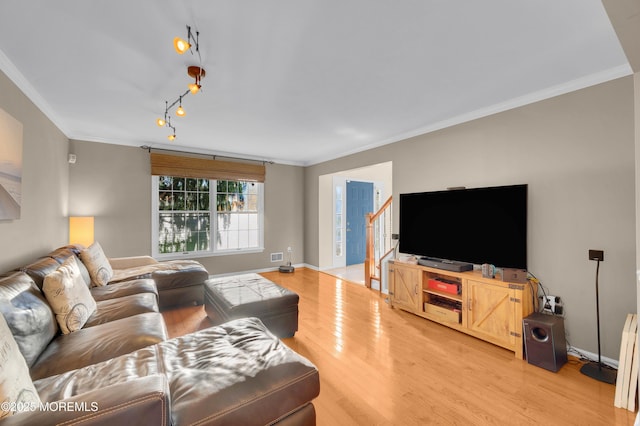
(204, 273, 299, 338)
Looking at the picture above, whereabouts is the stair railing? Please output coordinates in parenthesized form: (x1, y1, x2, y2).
(365, 196, 393, 290)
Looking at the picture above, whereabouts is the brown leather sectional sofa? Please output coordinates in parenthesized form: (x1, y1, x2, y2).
(0, 245, 320, 425)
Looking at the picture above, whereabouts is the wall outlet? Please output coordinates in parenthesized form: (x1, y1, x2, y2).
(287, 246, 292, 253)
(540, 295, 563, 315)
(542, 295, 555, 313)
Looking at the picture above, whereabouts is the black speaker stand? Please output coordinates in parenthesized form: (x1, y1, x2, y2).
(581, 254, 617, 384)
(580, 361, 617, 384)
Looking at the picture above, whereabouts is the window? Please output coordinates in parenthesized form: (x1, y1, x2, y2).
(152, 176, 263, 258)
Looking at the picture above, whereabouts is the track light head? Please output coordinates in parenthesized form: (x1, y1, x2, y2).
(174, 26, 198, 55)
(173, 37, 191, 54)
(168, 134, 176, 141)
(188, 83, 201, 94)
(156, 118, 165, 127)
(187, 66, 206, 95)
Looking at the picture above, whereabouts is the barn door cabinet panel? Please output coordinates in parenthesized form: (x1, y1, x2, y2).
(388, 262, 421, 313)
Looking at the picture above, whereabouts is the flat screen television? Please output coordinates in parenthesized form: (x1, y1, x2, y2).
(399, 184, 527, 270)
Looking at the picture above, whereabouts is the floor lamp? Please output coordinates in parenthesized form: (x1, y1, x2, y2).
(580, 249, 617, 384)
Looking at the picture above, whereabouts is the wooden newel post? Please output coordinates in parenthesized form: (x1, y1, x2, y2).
(365, 212, 373, 288)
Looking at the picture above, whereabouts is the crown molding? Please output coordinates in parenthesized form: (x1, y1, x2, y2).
(0, 48, 70, 136)
(304, 63, 633, 166)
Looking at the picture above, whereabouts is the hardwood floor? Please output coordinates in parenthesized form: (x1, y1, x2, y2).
(162, 268, 636, 425)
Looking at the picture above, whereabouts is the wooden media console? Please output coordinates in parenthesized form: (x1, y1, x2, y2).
(389, 260, 537, 358)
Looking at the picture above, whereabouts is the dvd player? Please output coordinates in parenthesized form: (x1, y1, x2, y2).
(417, 257, 473, 272)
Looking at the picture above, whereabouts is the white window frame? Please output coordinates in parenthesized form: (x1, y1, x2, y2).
(151, 176, 264, 259)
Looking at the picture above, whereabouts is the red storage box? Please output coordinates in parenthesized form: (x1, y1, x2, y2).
(427, 278, 460, 295)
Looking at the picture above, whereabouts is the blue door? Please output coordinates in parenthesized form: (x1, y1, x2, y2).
(346, 181, 373, 266)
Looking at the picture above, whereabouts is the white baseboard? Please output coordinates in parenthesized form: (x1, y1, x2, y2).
(567, 346, 618, 369)
(208, 263, 311, 279)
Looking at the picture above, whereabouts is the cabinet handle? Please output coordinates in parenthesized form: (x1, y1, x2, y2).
(468, 298, 472, 311)
(414, 284, 418, 295)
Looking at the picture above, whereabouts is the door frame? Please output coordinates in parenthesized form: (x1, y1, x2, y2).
(332, 176, 383, 268)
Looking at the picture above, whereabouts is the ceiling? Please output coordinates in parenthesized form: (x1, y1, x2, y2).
(0, 1, 631, 166)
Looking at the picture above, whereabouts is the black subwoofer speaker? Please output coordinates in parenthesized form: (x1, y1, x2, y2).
(523, 313, 567, 372)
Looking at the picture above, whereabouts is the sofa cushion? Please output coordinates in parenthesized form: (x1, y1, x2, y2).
(90, 278, 158, 302)
(0, 272, 58, 367)
(108, 260, 206, 287)
(30, 312, 168, 380)
(18, 257, 60, 291)
(109, 267, 152, 284)
(32, 317, 320, 425)
(108, 255, 158, 270)
(43, 257, 97, 334)
(151, 260, 209, 292)
(46, 244, 84, 262)
(85, 293, 159, 327)
(47, 246, 92, 286)
(0, 313, 42, 418)
(79, 242, 114, 287)
(8, 375, 170, 426)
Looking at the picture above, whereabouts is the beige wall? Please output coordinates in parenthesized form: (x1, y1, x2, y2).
(69, 141, 151, 256)
(68, 140, 304, 275)
(304, 76, 636, 360)
(0, 70, 69, 271)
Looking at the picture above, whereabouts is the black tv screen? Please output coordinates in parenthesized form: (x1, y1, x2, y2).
(399, 184, 527, 269)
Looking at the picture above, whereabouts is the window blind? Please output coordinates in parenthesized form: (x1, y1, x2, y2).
(150, 152, 265, 182)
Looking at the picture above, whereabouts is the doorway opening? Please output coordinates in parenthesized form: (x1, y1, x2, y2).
(318, 162, 392, 289)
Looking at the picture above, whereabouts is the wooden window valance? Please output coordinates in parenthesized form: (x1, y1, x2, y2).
(150, 152, 265, 182)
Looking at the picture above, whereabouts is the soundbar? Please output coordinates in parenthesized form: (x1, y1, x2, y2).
(417, 257, 473, 272)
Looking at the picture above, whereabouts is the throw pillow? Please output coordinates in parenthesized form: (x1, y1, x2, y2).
(79, 242, 113, 286)
(0, 312, 41, 418)
(43, 256, 97, 334)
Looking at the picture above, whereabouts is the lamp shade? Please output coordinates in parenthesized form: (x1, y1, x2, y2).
(173, 37, 190, 54)
(188, 83, 201, 94)
(69, 216, 94, 247)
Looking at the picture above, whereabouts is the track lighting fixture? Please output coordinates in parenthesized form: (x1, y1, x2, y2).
(155, 25, 205, 141)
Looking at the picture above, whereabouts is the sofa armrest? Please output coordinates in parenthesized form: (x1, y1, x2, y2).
(108, 256, 158, 270)
(0, 375, 170, 426)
